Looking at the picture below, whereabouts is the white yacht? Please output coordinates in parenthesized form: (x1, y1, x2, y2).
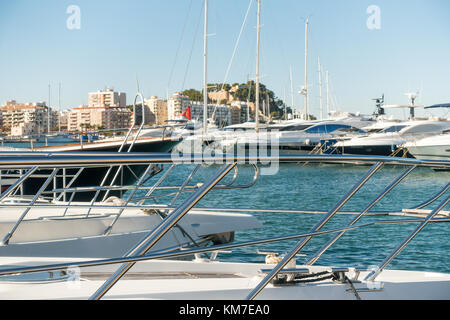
(222, 120, 370, 155)
(0, 199, 262, 258)
(334, 120, 450, 156)
(403, 131, 450, 160)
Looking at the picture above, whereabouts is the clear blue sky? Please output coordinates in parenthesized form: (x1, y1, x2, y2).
(1, 0, 449, 119)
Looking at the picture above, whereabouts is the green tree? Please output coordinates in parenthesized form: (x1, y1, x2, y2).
(182, 89, 203, 102)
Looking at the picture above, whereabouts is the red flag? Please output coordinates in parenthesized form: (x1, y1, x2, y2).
(181, 105, 192, 120)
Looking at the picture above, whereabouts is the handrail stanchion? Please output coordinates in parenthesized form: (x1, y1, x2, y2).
(101, 92, 147, 202)
(103, 164, 157, 235)
(0, 166, 38, 202)
(245, 161, 384, 300)
(137, 164, 176, 206)
(1, 168, 59, 245)
(88, 162, 237, 300)
(82, 92, 145, 216)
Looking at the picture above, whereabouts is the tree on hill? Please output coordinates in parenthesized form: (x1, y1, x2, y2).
(181, 81, 295, 119)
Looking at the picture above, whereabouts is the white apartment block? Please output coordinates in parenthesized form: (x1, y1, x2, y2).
(167, 92, 191, 121)
(68, 105, 131, 132)
(88, 88, 126, 108)
(1, 100, 58, 135)
(190, 102, 231, 126)
(68, 87, 131, 131)
(144, 96, 168, 125)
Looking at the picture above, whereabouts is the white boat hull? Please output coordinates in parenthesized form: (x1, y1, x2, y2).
(407, 145, 450, 160)
(0, 206, 262, 258)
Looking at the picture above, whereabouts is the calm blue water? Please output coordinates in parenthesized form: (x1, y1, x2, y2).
(141, 163, 449, 274)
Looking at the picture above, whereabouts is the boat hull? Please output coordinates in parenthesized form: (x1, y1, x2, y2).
(406, 144, 450, 161)
(336, 144, 413, 157)
(0, 208, 262, 258)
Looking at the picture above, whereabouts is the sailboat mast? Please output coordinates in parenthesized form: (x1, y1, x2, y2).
(304, 19, 309, 120)
(289, 66, 294, 118)
(58, 82, 61, 133)
(48, 84, 51, 134)
(203, 0, 208, 137)
(326, 70, 330, 117)
(255, 0, 261, 133)
(318, 57, 323, 120)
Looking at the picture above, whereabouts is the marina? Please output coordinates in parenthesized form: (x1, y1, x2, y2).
(0, 0, 449, 306)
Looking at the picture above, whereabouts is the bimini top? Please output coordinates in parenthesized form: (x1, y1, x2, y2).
(425, 103, 450, 109)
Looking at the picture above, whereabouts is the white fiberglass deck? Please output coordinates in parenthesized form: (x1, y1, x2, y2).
(0, 258, 448, 300)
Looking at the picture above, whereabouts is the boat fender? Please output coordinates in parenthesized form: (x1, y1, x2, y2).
(265, 254, 296, 269)
(103, 196, 126, 206)
(265, 254, 282, 264)
(265, 254, 296, 283)
(141, 209, 162, 216)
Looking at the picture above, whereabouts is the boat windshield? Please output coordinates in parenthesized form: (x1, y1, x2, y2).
(304, 124, 364, 134)
(277, 124, 313, 131)
(379, 125, 408, 133)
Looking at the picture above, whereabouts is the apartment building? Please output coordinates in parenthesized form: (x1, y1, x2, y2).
(0, 100, 57, 135)
(68, 88, 131, 131)
(167, 92, 190, 121)
(68, 105, 131, 132)
(144, 96, 168, 125)
(190, 102, 231, 126)
(88, 88, 126, 108)
(229, 102, 249, 125)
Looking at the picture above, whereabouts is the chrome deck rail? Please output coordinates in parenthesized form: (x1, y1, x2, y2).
(245, 161, 384, 300)
(0, 153, 448, 299)
(305, 165, 417, 266)
(0, 216, 448, 278)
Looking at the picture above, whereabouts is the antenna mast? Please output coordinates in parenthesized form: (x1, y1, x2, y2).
(203, 0, 208, 137)
(58, 82, 61, 133)
(326, 70, 329, 117)
(48, 84, 51, 134)
(304, 19, 309, 120)
(289, 66, 294, 118)
(255, 0, 261, 132)
(318, 57, 323, 120)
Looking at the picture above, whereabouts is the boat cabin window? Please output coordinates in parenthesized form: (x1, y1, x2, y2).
(304, 124, 363, 134)
(379, 125, 408, 133)
(401, 123, 448, 135)
(278, 124, 313, 131)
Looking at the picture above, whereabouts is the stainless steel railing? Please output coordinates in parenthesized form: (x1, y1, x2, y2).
(0, 153, 447, 299)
